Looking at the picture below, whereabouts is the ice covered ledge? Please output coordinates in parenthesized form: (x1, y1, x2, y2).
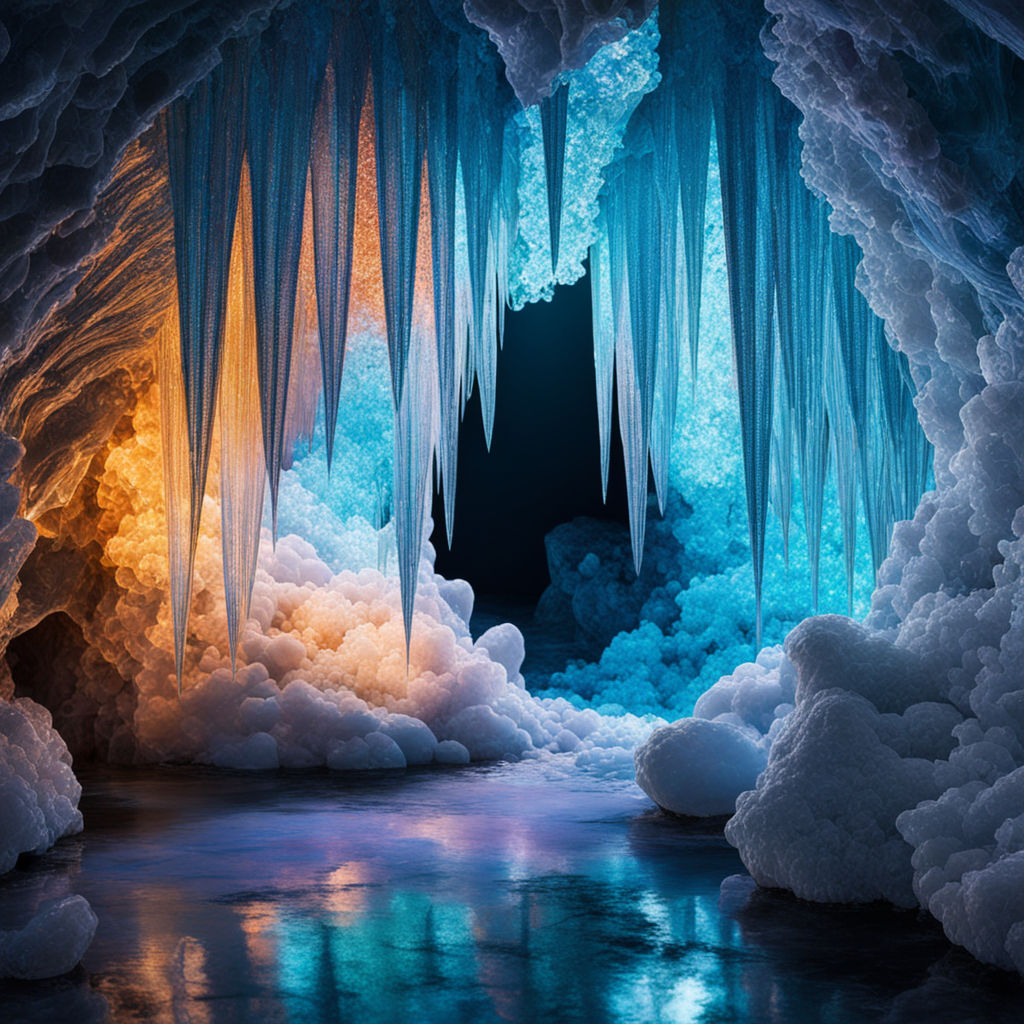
(639, 0, 1024, 979)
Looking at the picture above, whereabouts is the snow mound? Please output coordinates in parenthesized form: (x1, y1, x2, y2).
(0, 896, 98, 980)
(634, 645, 793, 815)
(0, 698, 83, 874)
(634, 717, 766, 817)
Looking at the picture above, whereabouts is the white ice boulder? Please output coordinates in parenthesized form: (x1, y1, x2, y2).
(634, 717, 767, 817)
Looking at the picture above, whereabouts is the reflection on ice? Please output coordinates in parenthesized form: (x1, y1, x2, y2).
(1, 764, 1021, 1023)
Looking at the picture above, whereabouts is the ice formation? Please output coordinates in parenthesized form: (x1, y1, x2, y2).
(632, 0, 1024, 983)
(2, 0, 1024, 989)
(56, 377, 661, 774)
(0, 697, 94, 978)
(0, 698, 82, 876)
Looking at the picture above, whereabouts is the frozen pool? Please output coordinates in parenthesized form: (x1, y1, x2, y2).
(1, 762, 1021, 1023)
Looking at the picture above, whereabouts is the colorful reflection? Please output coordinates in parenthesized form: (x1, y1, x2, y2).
(1, 764, 1020, 1023)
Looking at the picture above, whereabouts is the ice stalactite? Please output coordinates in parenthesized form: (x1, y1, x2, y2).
(603, 187, 649, 575)
(824, 295, 860, 614)
(713, 54, 777, 646)
(457, 32, 511, 449)
(657, 0, 715, 428)
(164, 39, 247, 563)
(245, 4, 328, 536)
(219, 163, 264, 672)
(830, 232, 929, 578)
(424, 49, 460, 546)
(310, 13, 367, 471)
(157, 295, 192, 693)
(284, 177, 325, 464)
(393, 183, 439, 661)
(369, 7, 424, 411)
(540, 79, 569, 275)
(771, 103, 831, 604)
(589, 230, 615, 501)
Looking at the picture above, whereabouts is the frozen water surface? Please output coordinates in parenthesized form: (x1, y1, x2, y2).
(1, 764, 1022, 1023)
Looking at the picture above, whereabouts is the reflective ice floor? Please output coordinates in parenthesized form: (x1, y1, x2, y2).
(2, 762, 1022, 1023)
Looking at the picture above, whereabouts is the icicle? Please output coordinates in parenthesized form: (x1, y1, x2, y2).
(165, 39, 247, 563)
(713, 58, 776, 646)
(770, 362, 793, 566)
(659, 0, 713, 392)
(246, 5, 328, 535)
(831, 231, 893, 574)
(824, 289, 859, 613)
(605, 190, 648, 574)
(310, 12, 367, 470)
(496, 118, 521, 353)
(649, 85, 680, 516)
(283, 175, 324, 466)
(369, 6, 426, 409)
(539, 78, 569, 275)
(392, 164, 439, 661)
(157, 294, 192, 693)
(457, 34, 507, 448)
(590, 232, 615, 502)
(219, 162, 264, 673)
(425, 54, 460, 545)
(771, 102, 832, 598)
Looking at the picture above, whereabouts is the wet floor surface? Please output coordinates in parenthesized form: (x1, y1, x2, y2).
(1, 762, 1022, 1023)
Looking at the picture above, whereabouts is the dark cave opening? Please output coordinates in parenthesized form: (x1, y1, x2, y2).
(429, 269, 631, 605)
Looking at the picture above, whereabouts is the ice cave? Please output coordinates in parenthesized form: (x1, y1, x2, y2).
(2, 0, 1024, 1020)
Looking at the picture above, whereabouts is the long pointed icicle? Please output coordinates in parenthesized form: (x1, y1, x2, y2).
(660, 0, 713, 391)
(825, 289, 859, 613)
(540, 78, 569, 275)
(649, 86, 680, 515)
(369, 6, 425, 409)
(246, 6, 328, 536)
(165, 39, 247, 562)
(714, 59, 776, 647)
(590, 232, 615, 501)
(283, 176, 324, 465)
(158, 295, 192, 693)
(219, 162, 264, 673)
(311, 13, 367, 470)
(425, 56, 460, 545)
(605, 189, 648, 574)
(458, 35, 506, 448)
(393, 166, 439, 662)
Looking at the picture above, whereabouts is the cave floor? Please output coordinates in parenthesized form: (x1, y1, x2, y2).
(1, 762, 1022, 1023)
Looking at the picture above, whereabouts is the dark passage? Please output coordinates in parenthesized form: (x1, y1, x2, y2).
(431, 270, 628, 601)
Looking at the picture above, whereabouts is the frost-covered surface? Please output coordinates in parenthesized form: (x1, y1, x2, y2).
(0, 697, 82, 875)
(0, 895, 97, 980)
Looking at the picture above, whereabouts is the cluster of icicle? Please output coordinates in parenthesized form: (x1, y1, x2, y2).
(588, 1, 931, 643)
(159, 0, 930, 685)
